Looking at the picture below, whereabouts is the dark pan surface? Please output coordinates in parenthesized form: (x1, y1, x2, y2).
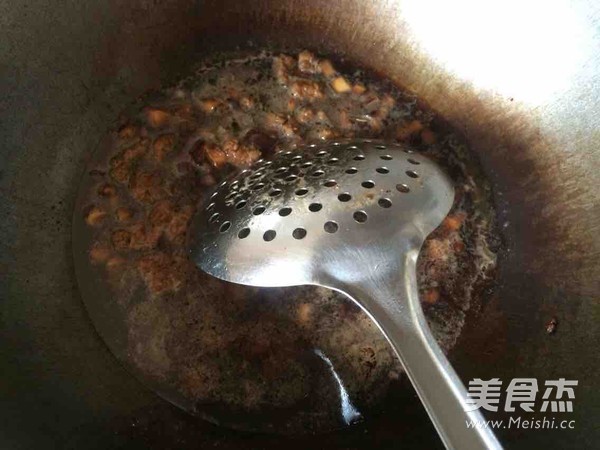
(1, 0, 599, 448)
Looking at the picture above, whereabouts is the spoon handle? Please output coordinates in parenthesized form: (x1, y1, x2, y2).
(333, 253, 502, 450)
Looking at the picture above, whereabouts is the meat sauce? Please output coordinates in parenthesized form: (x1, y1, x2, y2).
(77, 51, 500, 433)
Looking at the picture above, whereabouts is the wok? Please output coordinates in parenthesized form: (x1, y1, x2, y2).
(1, 0, 599, 448)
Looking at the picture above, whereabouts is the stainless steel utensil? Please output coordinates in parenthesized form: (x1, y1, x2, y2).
(189, 139, 502, 449)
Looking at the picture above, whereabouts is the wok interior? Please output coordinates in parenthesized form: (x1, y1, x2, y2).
(2, 0, 599, 448)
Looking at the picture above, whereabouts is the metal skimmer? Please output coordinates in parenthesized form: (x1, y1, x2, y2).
(189, 140, 501, 449)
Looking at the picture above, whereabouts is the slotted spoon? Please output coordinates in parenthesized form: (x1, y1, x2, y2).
(189, 139, 501, 449)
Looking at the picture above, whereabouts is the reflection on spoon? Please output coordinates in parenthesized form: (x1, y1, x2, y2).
(314, 348, 362, 425)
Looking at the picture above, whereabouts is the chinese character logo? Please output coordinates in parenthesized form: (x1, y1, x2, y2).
(505, 378, 538, 412)
(465, 378, 503, 412)
(541, 379, 578, 412)
(464, 378, 577, 413)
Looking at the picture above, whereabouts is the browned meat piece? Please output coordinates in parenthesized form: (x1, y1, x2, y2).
(296, 303, 312, 325)
(221, 140, 261, 167)
(109, 163, 130, 184)
(367, 117, 384, 132)
(546, 318, 558, 334)
(396, 120, 424, 141)
(272, 54, 296, 84)
(197, 98, 222, 114)
(286, 98, 296, 112)
(203, 143, 228, 168)
(128, 223, 161, 250)
(294, 107, 315, 124)
(443, 213, 466, 232)
(453, 238, 465, 253)
(153, 134, 177, 161)
(197, 139, 261, 169)
(111, 229, 132, 250)
(145, 108, 170, 128)
(166, 205, 194, 245)
(239, 96, 254, 111)
(264, 112, 285, 129)
(137, 252, 188, 294)
(352, 83, 366, 94)
(89, 244, 111, 264)
(85, 206, 106, 226)
(106, 256, 125, 272)
(297, 50, 320, 74)
(424, 238, 450, 262)
(290, 80, 324, 100)
(315, 110, 330, 124)
(422, 288, 440, 305)
(122, 139, 149, 161)
(309, 125, 336, 141)
(118, 124, 138, 139)
(97, 183, 117, 198)
(374, 94, 395, 119)
(336, 110, 353, 130)
(116, 207, 134, 223)
(109, 139, 149, 184)
(331, 76, 352, 93)
(129, 170, 165, 204)
(319, 59, 336, 77)
(264, 113, 299, 139)
(149, 200, 175, 227)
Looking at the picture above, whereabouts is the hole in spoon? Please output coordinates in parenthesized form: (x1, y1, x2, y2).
(353, 211, 368, 223)
(361, 181, 375, 189)
(324, 221, 338, 233)
(263, 230, 276, 242)
(292, 228, 307, 240)
(378, 198, 392, 208)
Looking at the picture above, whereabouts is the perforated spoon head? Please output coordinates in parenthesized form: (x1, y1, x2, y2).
(189, 139, 454, 288)
(188, 140, 503, 450)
